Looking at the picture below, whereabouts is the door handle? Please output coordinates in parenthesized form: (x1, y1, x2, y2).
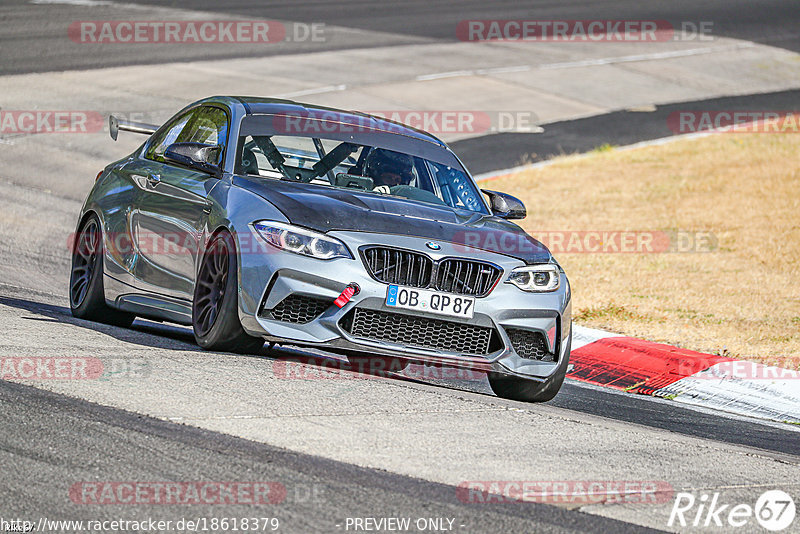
(147, 173, 161, 186)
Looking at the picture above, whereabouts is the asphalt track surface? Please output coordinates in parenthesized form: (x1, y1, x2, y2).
(1, 1, 800, 533)
(0, 380, 655, 534)
(2, 0, 799, 75)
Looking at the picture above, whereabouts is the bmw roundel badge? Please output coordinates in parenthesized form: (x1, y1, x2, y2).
(426, 242, 442, 251)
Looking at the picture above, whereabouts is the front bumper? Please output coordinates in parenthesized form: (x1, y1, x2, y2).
(236, 228, 571, 380)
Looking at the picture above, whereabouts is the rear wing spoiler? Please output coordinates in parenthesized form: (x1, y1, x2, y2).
(109, 115, 158, 141)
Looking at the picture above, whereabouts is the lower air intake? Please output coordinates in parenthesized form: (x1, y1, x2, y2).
(505, 328, 555, 362)
(264, 295, 332, 324)
(340, 308, 499, 355)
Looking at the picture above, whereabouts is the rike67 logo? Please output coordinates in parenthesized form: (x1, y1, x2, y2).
(669, 490, 796, 531)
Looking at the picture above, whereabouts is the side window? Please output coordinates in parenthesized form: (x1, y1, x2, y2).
(144, 106, 229, 164)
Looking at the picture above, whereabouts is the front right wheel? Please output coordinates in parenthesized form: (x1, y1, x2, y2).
(192, 231, 264, 354)
(488, 333, 571, 402)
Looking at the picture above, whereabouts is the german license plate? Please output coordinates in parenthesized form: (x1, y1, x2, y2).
(385, 285, 474, 319)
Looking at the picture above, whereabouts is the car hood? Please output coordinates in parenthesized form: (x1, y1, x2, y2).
(233, 176, 552, 264)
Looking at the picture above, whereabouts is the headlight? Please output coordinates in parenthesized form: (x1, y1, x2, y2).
(506, 264, 560, 292)
(252, 221, 352, 260)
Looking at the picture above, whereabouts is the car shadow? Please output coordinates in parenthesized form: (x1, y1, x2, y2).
(0, 294, 492, 395)
(0, 295, 203, 352)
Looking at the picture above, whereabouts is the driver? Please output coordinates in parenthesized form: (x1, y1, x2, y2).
(363, 148, 415, 193)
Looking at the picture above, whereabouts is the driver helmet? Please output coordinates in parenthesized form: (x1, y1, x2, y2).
(364, 148, 414, 187)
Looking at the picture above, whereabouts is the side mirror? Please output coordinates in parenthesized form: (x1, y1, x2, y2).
(482, 189, 527, 219)
(164, 142, 221, 175)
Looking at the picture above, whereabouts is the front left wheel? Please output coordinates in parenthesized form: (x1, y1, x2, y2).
(192, 231, 264, 354)
(69, 214, 135, 327)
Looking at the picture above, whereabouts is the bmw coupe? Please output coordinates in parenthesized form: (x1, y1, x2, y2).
(69, 96, 572, 401)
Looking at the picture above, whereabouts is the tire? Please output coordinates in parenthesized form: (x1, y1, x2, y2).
(488, 333, 571, 403)
(192, 230, 264, 354)
(69, 214, 135, 327)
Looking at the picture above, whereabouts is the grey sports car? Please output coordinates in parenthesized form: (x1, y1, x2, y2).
(69, 96, 572, 402)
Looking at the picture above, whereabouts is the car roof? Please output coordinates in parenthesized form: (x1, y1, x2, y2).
(223, 96, 447, 147)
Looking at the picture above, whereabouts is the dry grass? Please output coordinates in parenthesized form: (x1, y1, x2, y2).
(490, 132, 800, 368)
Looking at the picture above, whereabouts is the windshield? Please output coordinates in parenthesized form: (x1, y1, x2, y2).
(234, 133, 488, 215)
